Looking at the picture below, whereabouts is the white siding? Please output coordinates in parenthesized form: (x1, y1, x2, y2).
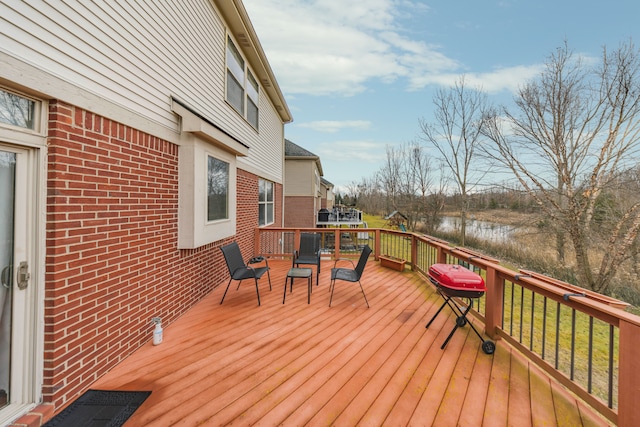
(0, 0, 284, 179)
(239, 91, 284, 182)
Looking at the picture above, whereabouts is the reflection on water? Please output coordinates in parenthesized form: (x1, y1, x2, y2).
(439, 216, 517, 242)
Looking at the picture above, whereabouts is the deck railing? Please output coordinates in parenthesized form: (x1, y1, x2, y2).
(254, 227, 640, 426)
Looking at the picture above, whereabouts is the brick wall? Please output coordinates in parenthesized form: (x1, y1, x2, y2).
(44, 101, 269, 413)
(284, 196, 316, 228)
(236, 169, 258, 253)
(238, 169, 283, 252)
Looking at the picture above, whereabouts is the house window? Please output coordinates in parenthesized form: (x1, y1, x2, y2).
(226, 37, 259, 130)
(0, 88, 36, 130)
(207, 156, 229, 221)
(259, 179, 274, 226)
(246, 71, 259, 129)
(172, 100, 241, 249)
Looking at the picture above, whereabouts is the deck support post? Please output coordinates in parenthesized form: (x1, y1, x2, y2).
(333, 229, 341, 260)
(484, 265, 503, 340)
(254, 227, 261, 256)
(410, 235, 417, 269)
(618, 319, 640, 426)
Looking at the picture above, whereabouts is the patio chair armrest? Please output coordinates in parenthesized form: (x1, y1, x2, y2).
(333, 258, 356, 269)
(249, 256, 269, 268)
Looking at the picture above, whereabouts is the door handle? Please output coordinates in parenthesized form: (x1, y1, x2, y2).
(1, 265, 10, 289)
(17, 261, 29, 290)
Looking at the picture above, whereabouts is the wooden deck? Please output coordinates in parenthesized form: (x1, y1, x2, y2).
(92, 260, 611, 426)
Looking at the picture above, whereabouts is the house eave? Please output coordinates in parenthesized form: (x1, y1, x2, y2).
(215, 0, 293, 124)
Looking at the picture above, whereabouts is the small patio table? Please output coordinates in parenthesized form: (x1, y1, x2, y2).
(283, 267, 313, 304)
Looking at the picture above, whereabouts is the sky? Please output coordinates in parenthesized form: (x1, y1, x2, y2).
(242, 0, 640, 193)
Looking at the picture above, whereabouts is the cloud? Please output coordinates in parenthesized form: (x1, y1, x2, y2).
(243, 0, 461, 96)
(297, 120, 372, 133)
(408, 64, 544, 94)
(243, 0, 541, 97)
(316, 140, 387, 163)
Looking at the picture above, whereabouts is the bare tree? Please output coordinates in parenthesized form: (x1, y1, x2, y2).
(374, 142, 443, 231)
(377, 145, 405, 214)
(481, 41, 640, 293)
(421, 161, 448, 234)
(352, 176, 384, 216)
(418, 76, 488, 245)
(406, 142, 433, 230)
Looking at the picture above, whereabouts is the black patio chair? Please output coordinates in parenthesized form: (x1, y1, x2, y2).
(293, 232, 321, 286)
(220, 242, 271, 306)
(329, 245, 372, 308)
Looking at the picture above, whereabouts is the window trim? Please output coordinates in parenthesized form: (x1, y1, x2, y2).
(259, 178, 274, 227)
(207, 155, 229, 222)
(225, 36, 260, 130)
(0, 87, 45, 137)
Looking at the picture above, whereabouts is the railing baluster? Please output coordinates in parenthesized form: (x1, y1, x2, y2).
(588, 316, 594, 394)
(501, 283, 506, 330)
(571, 308, 576, 381)
(608, 324, 614, 409)
(510, 282, 515, 336)
(542, 296, 547, 360)
(555, 302, 560, 370)
(519, 285, 525, 343)
(530, 292, 535, 351)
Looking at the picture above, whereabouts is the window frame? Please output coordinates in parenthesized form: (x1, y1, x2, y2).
(258, 178, 274, 227)
(0, 87, 43, 135)
(206, 155, 229, 222)
(225, 36, 260, 130)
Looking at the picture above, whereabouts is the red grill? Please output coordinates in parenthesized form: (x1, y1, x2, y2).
(426, 264, 495, 354)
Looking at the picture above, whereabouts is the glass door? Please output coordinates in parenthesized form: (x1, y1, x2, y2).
(0, 88, 43, 424)
(0, 149, 15, 409)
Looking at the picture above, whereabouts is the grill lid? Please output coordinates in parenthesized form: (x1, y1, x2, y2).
(428, 263, 486, 292)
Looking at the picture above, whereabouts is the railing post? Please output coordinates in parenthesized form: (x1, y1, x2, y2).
(484, 264, 503, 340)
(293, 229, 301, 254)
(436, 246, 447, 264)
(374, 229, 381, 259)
(334, 229, 340, 259)
(618, 319, 640, 426)
(254, 228, 261, 256)
(410, 235, 417, 268)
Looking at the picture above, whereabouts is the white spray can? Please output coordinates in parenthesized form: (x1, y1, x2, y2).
(151, 317, 163, 345)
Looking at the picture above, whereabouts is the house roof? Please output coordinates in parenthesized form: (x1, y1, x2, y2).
(384, 210, 408, 220)
(215, 0, 292, 124)
(285, 139, 317, 158)
(284, 139, 324, 175)
(321, 177, 334, 188)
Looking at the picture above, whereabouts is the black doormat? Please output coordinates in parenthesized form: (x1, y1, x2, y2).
(43, 390, 151, 427)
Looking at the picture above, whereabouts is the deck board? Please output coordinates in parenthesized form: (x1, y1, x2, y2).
(457, 339, 493, 427)
(88, 259, 612, 426)
(432, 329, 481, 426)
(529, 362, 558, 427)
(508, 348, 533, 426)
(481, 341, 511, 427)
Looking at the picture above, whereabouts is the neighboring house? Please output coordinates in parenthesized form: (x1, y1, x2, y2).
(320, 177, 335, 210)
(0, 0, 291, 424)
(283, 139, 323, 228)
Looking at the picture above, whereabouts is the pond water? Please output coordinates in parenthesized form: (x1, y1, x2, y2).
(438, 216, 518, 242)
